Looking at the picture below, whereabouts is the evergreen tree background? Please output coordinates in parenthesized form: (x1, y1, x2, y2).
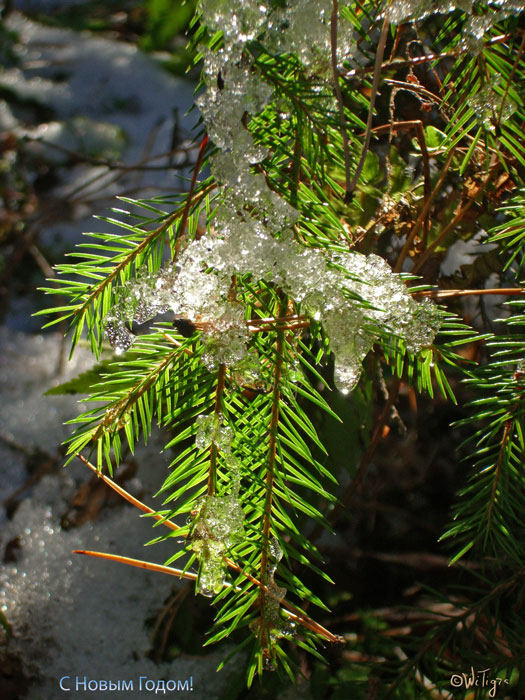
(2, 0, 525, 698)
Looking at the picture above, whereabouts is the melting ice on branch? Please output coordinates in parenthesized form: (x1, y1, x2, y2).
(104, 0, 443, 393)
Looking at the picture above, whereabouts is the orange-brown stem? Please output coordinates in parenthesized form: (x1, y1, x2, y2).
(208, 363, 227, 496)
(75, 453, 342, 643)
(73, 550, 197, 581)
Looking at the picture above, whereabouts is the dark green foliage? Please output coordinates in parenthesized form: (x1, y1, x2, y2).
(40, 0, 525, 693)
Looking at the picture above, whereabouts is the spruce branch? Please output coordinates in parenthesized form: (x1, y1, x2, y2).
(394, 146, 457, 273)
(74, 453, 342, 644)
(40, 0, 525, 687)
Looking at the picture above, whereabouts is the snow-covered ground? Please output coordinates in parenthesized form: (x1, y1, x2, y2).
(3, 10, 198, 261)
(0, 340, 245, 700)
(0, 15, 243, 699)
(0, 332, 245, 699)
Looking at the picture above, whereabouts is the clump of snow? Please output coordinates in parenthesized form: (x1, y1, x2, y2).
(0, 329, 93, 461)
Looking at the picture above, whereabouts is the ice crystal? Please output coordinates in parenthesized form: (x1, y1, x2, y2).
(202, 322, 251, 371)
(191, 494, 245, 597)
(264, 0, 355, 72)
(257, 536, 296, 642)
(211, 154, 299, 229)
(195, 413, 233, 453)
(223, 453, 242, 497)
(470, 74, 517, 131)
(387, 0, 464, 24)
(193, 539, 227, 597)
(199, 0, 355, 72)
(103, 266, 176, 352)
(197, 61, 272, 165)
(199, 0, 270, 44)
(229, 352, 265, 389)
(461, 13, 495, 54)
(104, 317, 136, 355)
(193, 495, 244, 544)
(105, 230, 441, 391)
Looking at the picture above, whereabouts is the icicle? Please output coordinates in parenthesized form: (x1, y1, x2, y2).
(191, 492, 245, 597)
(104, 316, 136, 355)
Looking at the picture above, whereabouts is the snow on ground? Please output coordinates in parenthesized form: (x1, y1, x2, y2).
(0, 331, 244, 699)
(3, 12, 198, 253)
(1, 15, 243, 699)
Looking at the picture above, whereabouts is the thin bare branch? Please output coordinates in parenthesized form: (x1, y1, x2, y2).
(347, 12, 390, 196)
(331, 0, 352, 201)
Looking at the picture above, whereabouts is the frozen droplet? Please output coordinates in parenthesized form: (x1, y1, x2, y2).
(104, 317, 136, 354)
(195, 541, 226, 597)
(195, 414, 233, 453)
(269, 536, 283, 563)
(224, 453, 241, 496)
(191, 492, 245, 597)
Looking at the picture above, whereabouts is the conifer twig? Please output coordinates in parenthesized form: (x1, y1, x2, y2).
(71, 182, 213, 328)
(208, 363, 227, 496)
(394, 146, 457, 272)
(173, 133, 209, 258)
(73, 550, 198, 581)
(340, 33, 512, 80)
(412, 158, 498, 274)
(74, 453, 342, 644)
(414, 287, 525, 299)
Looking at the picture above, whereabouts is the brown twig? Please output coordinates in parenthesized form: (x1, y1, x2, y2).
(249, 321, 311, 333)
(331, 0, 352, 201)
(394, 146, 457, 273)
(28, 243, 68, 373)
(416, 122, 432, 245)
(73, 550, 198, 581)
(414, 287, 525, 299)
(341, 33, 512, 80)
(373, 121, 431, 244)
(173, 133, 209, 259)
(347, 13, 390, 196)
(383, 79, 441, 105)
(75, 453, 342, 644)
(412, 158, 498, 274)
(23, 136, 195, 172)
